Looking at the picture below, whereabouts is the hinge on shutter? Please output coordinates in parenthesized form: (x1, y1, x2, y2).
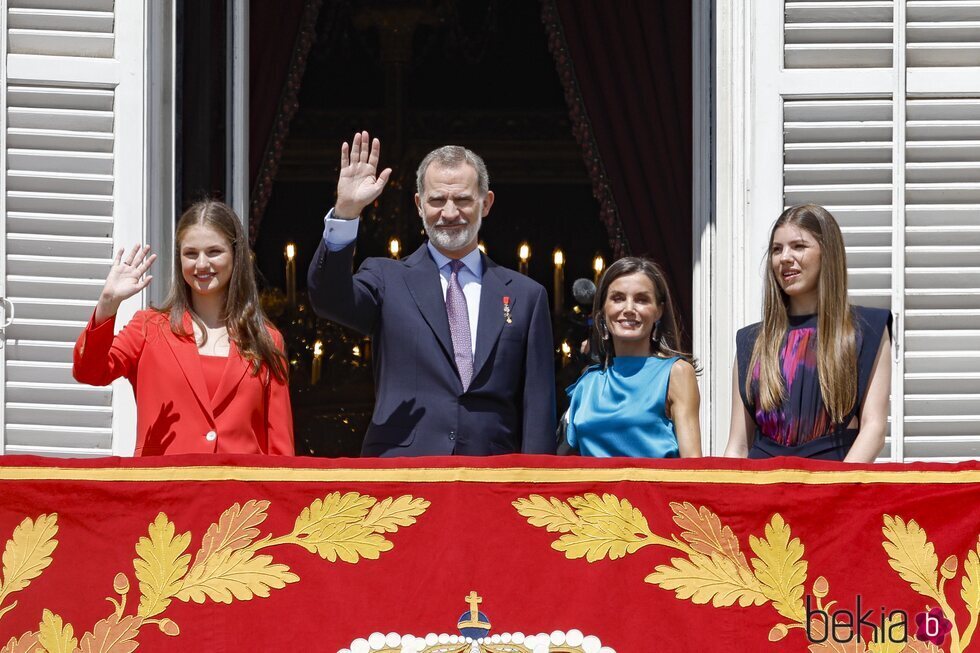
(0, 298, 15, 349)
(892, 311, 900, 363)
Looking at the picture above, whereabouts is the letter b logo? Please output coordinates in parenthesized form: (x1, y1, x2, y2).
(925, 612, 941, 637)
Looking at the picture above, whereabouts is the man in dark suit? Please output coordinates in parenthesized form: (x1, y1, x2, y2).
(308, 131, 557, 456)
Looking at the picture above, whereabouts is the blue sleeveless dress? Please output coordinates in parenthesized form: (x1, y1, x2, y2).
(565, 356, 681, 458)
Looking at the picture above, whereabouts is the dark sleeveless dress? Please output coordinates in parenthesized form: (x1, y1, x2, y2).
(735, 305, 892, 460)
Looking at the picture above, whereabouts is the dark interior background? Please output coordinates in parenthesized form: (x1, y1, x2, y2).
(176, 0, 691, 456)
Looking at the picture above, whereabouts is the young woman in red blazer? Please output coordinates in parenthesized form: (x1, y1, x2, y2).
(74, 200, 294, 455)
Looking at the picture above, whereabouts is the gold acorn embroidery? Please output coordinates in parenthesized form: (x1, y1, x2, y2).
(0, 493, 428, 650)
(515, 496, 980, 651)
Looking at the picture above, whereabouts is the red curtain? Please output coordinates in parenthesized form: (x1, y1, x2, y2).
(545, 1, 693, 332)
(248, 0, 322, 243)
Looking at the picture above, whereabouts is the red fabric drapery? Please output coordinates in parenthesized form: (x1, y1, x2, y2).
(1, 455, 978, 652)
(544, 1, 693, 332)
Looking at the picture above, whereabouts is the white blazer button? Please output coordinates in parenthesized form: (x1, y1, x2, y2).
(205, 430, 217, 441)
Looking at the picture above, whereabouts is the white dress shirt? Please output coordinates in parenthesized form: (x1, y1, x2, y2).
(323, 210, 482, 354)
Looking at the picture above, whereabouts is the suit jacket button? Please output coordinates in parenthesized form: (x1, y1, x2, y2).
(449, 431, 456, 440)
(205, 430, 217, 442)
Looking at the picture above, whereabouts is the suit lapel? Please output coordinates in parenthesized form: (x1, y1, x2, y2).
(164, 312, 215, 422)
(210, 339, 250, 411)
(403, 244, 456, 366)
(472, 256, 514, 381)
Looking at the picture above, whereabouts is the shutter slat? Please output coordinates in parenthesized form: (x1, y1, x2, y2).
(6, 234, 111, 258)
(7, 254, 111, 278)
(6, 341, 75, 364)
(6, 211, 112, 237)
(6, 191, 113, 215)
(7, 171, 114, 195)
(8, 8, 114, 33)
(6, 382, 110, 405)
(7, 149, 113, 174)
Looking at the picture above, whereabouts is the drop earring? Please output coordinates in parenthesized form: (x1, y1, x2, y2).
(599, 319, 610, 341)
(651, 320, 662, 343)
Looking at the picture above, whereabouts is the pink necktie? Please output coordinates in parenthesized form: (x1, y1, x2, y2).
(446, 259, 473, 390)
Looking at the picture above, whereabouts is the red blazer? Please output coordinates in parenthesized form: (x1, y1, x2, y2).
(73, 309, 294, 456)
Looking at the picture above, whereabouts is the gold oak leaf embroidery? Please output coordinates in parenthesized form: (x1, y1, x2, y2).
(0, 632, 39, 653)
(0, 496, 428, 653)
(361, 496, 431, 533)
(36, 610, 77, 653)
(133, 513, 191, 618)
(276, 493, 428, 563)
(512, 495, 581, 533)
(553, 494, 656, 562)
(749, 513, 807, 623)
(77, 614, 142, 653)
(670, 501, 750, 571)
(192, 500, 269, 567)
(959, 541, 980, 650)
(0, 514, 58, 622)
(881, 516, 941, 602)
(175, 548, 298, 604)
(645, 551, 767, 607)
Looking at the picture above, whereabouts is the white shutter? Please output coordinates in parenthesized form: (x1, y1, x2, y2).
(902, 0, 980, 461)
(736, 0, 980, 461)
(2, 0, 145, 457)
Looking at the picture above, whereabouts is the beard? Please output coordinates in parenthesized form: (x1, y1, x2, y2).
(423, 214, 482, 252)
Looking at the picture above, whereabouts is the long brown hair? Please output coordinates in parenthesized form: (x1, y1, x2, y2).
(747, 204, 856, 422)
(155, 200, 288, 382)
(591, 256, 698, 371)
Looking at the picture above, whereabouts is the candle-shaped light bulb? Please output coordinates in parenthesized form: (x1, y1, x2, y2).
(311, 339, 323, 385)
(561, 341, 571, 356)
(478, 241, 487, 255)
(592, 254, 605, 285)
(552, 248, 565, 315)
(518, 242, 530, 275)
(388, 237, 401, 259)
(352, 345, 361, 358)
(285, 243, 297, 308)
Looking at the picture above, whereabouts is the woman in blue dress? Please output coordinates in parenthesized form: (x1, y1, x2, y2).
(565, 257, 702, 458)
(724, 204, 892, 461)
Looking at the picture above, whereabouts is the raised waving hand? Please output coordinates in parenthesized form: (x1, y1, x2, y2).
(94, 244, 157, 323)
(334, 130, 393, 219)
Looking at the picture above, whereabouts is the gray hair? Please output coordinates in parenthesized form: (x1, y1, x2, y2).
(415, 145, 490, 197)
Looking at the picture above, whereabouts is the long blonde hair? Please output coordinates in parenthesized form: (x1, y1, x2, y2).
(746, 204, 856, 423)
(155, 200, 288, 382)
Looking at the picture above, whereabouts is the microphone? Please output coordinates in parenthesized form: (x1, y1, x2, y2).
(571, 278, 596, 308)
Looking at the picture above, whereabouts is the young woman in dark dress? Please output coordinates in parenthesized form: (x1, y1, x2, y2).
(724, 204, 892, 462)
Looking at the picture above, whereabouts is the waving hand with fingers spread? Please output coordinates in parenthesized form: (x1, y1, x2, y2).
(334, 130, 393, 219)
(95, 244, 157, 323)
